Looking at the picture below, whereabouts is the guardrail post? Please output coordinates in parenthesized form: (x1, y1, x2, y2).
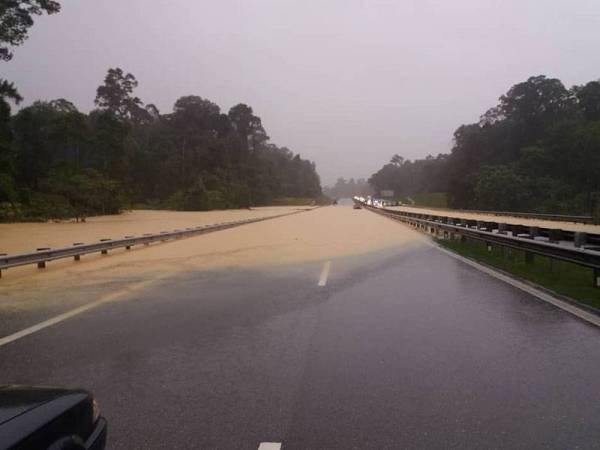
(498, 223, 507, 235)
(36, 248, 49, 268)
(73, 243, 83, 260)
(574, 232, 587, 248)
(529, 226, 539, 240)
(595, 268, 600, 288)
(100, 239, 111, 254)
(124, 236, 134, 250)
(0, 253, 5, 278)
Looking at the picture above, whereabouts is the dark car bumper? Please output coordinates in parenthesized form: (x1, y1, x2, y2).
(85, 417, 107, 450)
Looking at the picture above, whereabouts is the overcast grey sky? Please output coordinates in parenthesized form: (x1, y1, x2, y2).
(4, 0, 600, 185)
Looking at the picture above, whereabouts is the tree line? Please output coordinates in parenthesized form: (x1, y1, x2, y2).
(0, 2, 322, 221)
(369, 75, 600, 214)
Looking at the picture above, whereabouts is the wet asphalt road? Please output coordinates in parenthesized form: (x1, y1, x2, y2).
(2, 242, 600, 449)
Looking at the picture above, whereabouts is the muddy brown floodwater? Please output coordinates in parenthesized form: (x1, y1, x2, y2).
(0, 207, 311, 255)
(0, 206, 425, 318)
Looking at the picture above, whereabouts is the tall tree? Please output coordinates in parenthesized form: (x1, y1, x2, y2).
(95, 68, 148, 123)
(228, 104, 268, 154)
(574, 80, 600, 122)
(390, 154, 404, 166)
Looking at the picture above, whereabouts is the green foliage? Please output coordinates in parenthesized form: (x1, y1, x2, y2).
(411, 192, 448, 208)
(0, 79, 22, 104)
(0, 201, 21, 221)
(0, 172, 17, 203)
(26, 191, 73, 220)
(40, 168, 125, 218)
(0, 0, 61, 61)
(0, 67, 322, 221)
(369, 153, 449, 199)
(474, 166, 529, 211)
(369, 75, 600, 214)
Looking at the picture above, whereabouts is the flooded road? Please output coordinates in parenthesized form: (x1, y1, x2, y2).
(1, 205, 599, 449)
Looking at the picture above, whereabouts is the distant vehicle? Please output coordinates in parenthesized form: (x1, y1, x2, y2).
(353, 203, 362, 209)
(0, 385, 107, 450)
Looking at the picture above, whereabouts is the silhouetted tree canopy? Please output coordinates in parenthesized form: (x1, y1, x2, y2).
(0, 0, 61, 61)
(0, 67, 322, 221)
(369, 75, 600, 215)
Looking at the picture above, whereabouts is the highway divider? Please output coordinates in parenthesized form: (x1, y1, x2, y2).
(0, 209, 312, 278)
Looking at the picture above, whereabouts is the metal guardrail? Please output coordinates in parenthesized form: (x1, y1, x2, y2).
(359, 203, 600, 287)
(389, 204, 595, 225)
(0, 209, 309, 278)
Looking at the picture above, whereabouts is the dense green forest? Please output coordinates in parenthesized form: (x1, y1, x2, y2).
(369, 75, 600, 214)
(0, 2, 322, 221)
(0, 70, 322, 221)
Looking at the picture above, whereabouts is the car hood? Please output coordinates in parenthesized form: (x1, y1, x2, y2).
(0, 385, 78, 426)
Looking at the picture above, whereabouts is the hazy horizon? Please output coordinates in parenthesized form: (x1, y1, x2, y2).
(4, 0, 600, 186)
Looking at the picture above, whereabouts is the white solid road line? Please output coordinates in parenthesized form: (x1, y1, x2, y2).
(318, 260, 332, 287)
(0, 275, 170, 348)
(258, 443, 282, 450)
(435, 245, 600, 328)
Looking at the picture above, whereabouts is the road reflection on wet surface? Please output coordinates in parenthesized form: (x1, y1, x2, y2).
(2, 244, 599, 449)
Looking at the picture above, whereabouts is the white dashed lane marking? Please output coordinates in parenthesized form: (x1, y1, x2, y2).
(258, 443, 282, 450)
(0, 275, 171, 347)
(318, 260, 332, 287)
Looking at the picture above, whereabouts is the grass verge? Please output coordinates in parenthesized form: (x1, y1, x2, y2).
(437, 237, 600, 310)
(411, 192, 448, 208)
